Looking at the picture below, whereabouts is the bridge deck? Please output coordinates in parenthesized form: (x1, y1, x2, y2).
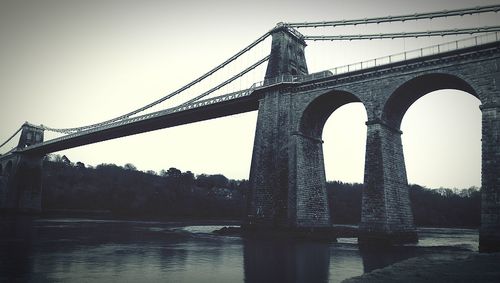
(19, 90, 260, 155)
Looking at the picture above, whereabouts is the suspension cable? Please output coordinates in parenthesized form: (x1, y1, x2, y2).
(285, 4, 500, 28)
(303, 26, 500, 41)
(179, 55, 270, 106)
(42, 32, 272, 134)
(0, 126, 22, 150)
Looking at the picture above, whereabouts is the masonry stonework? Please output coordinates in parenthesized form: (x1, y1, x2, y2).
(249, 37, 500, 250)
(0, 123, 45, 213)
(265, 25, 308, 79)
(0, 154, 43, 213)
(359, 121, 417, 244)
(248, 89, 293, 227)
(479, 104, 500, 252)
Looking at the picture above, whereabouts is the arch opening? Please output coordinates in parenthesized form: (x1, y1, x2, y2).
(401, 89, 481, 190)
(297, 91, 367, 224)
(0, 164, 3, 176)
(299, 90, 367, 183)
(322, 103, 368, 184)
(299, 91, 363, 139)
(383, 73, 481, 229)
(383, 73, 478, 130)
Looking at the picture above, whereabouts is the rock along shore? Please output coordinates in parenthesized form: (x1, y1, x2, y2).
(343, 252, 500, 283)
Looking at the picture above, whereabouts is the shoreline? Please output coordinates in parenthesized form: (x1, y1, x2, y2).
(343, 251, 500, 282)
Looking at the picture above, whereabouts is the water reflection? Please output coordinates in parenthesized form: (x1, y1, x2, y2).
(328, 241, 364, 281)
(243, 237, 330, 283)
(0, 217, 478, 282)
(0, 216, 46, 282)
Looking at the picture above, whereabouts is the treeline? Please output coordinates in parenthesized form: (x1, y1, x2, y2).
(326, 182, 480, 227)
(42, 155, 247, 218)
(42, 155, 480, 227)
(410, 184, 480, 227)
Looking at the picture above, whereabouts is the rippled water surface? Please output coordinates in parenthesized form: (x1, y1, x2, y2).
(0, 216, 477, 282)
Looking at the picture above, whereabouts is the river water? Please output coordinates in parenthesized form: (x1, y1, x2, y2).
(0, 216, 478, 282)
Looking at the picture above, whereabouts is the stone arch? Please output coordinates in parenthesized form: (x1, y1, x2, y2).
(290, 90, 366, 226)
(360, 72, 481, 244)
(382, 71, 481, 189)
(298, 90, 365, 139)
(298, 89, 368, 183)
(382, 73, 478, 130)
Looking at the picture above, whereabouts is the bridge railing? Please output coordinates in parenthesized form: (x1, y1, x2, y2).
(251, 32, 500, 88)
(254, 31, 500, 86)
(324, 31, 500, 77)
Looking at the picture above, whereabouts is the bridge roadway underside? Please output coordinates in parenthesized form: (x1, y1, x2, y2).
(23, 94, 261, 156)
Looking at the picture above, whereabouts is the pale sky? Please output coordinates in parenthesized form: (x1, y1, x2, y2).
(1, 0, 498, 189)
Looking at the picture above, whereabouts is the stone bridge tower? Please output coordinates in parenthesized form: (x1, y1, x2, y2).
(0, 123, 45, 212)
(265, 23, 308, 80)
(247, 25, 332, 229)
(17, 122, 44, 149)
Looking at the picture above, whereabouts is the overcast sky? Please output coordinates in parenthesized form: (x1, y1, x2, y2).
(1, 0, 499, 189)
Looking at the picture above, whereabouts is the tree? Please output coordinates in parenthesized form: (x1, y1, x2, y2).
(195, 174, 228, 188)
(165, 167, 181, 178)
(51, 154, 64, 163)
(182, 171, 195, 182)
(124, 163, 137, 171)
(61, 155, 72, 166)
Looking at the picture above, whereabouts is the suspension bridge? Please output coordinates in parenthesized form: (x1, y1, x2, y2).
(1, 5, 499, 251)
